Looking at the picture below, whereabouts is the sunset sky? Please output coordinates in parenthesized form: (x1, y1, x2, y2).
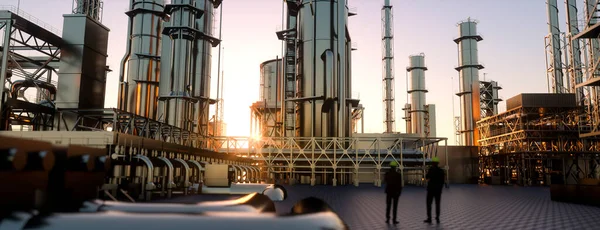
(5, 0, 571, 144)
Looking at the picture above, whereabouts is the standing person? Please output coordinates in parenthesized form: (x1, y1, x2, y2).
(424, 157, 445, 224)
(385, 161, 403, 224)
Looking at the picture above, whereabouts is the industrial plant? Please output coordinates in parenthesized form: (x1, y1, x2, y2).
(1, 0, 600, 228)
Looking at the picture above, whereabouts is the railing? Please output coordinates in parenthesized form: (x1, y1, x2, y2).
(0, 5, 62, 36)
(205, 135, 447, 156)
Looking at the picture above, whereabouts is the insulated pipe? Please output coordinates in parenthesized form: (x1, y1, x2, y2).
(322, 49, 335, 110)
(10, 79, 57, 101)
(3, 208, 347, 230)
(79, 192, 276, 213)
(337, 0, 347, 139)
(233, 165, 243, 182)
(241, 165, 252, 182)
(133, 155, 156, 191)
(157, 156, 176, 190)
(173, 158, 191, 188)
(117, 0, 135, 110)
(187, 160, 203, 174)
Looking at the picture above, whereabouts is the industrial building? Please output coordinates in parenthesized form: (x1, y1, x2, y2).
(1, 0, 598, 208)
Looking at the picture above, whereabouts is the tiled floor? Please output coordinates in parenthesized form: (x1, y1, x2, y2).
(273, 184, 600, 230)
(162, 184, 600, 230)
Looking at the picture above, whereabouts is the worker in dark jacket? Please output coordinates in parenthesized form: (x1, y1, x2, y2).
(424, 157, 445, 224)
(384, 161, 403, 224)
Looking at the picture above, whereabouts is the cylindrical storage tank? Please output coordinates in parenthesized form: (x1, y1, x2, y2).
(295, 0, 351, 138)
(158, 0, 198, 130)
(119, 0, 165, 119)
(191, 0, 215, 136)
(260, 59, 282, 105)
(455, 19, 483, 146)
(407, 54, 427, 136)
(258, 59, 282, 138)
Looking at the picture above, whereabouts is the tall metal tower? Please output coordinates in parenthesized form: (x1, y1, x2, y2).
(455, 18, 483, 146)
(545, 0, 568, 93)
(407, 54, 428, 136)
(382, 0, 395, 133)
(565, 0, 586, 106)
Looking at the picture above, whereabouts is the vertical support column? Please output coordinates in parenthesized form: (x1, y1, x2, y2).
(400, 138, 404, 187)
(444, 139, 449, 186)
(354, 164, 359, 186)
(0, 20, 12, 116)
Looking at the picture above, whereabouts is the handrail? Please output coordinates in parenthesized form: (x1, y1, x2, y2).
(0, 5, 62, 36)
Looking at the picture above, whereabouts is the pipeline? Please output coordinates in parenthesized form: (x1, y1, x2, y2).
(80, 192, 276, 213)
(10, 79, 57, 101)
(0, 197, 347, 230)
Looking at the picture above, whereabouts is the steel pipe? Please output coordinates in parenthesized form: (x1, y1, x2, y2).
(2, 209, 346, 230)
(133, 155, 156, 191)
(173, 158, 191, 190)
(80, 192, 276, 213)
(157, 156, 176, 190)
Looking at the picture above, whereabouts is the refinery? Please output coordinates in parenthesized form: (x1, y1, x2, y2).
(1, 0, 600, 229)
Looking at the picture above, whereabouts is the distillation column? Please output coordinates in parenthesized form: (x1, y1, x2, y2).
(295, 0, 352, 138)
(118, 0, 165, 119)
(191, 0, 219, 137)
(546, 0, 566, 93)
(382, 0, 395, 133)
(566, 0, 585, 104)
(157, 0, 201, 130)
(455, 19, 483, 146)
(406, 54, 428, 136)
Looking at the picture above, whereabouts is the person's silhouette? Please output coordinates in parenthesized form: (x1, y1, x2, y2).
(424, 157, 445, 224)
(384, 161, 403, 224)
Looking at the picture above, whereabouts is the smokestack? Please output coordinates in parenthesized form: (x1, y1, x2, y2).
(546, 0, 566, 93)
(406, 54, 428, 136)
(455, 18, 483, 146)
(382, 0, 395, 133)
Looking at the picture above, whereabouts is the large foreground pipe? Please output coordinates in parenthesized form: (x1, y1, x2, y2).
(80, 193, 276, 213)
(1, 198, 347, 230)
(202, 183, 287, 201)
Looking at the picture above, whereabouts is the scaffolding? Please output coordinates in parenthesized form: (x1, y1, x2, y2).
(477, 93, 600, 185)
(574, 0, 600, 138)
(0, 7, 62, 131)
(480, 80, 502, 118)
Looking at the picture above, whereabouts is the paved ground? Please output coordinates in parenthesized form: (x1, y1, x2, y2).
(161, 184, 600, 230)
(275, 184, 600, 230)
